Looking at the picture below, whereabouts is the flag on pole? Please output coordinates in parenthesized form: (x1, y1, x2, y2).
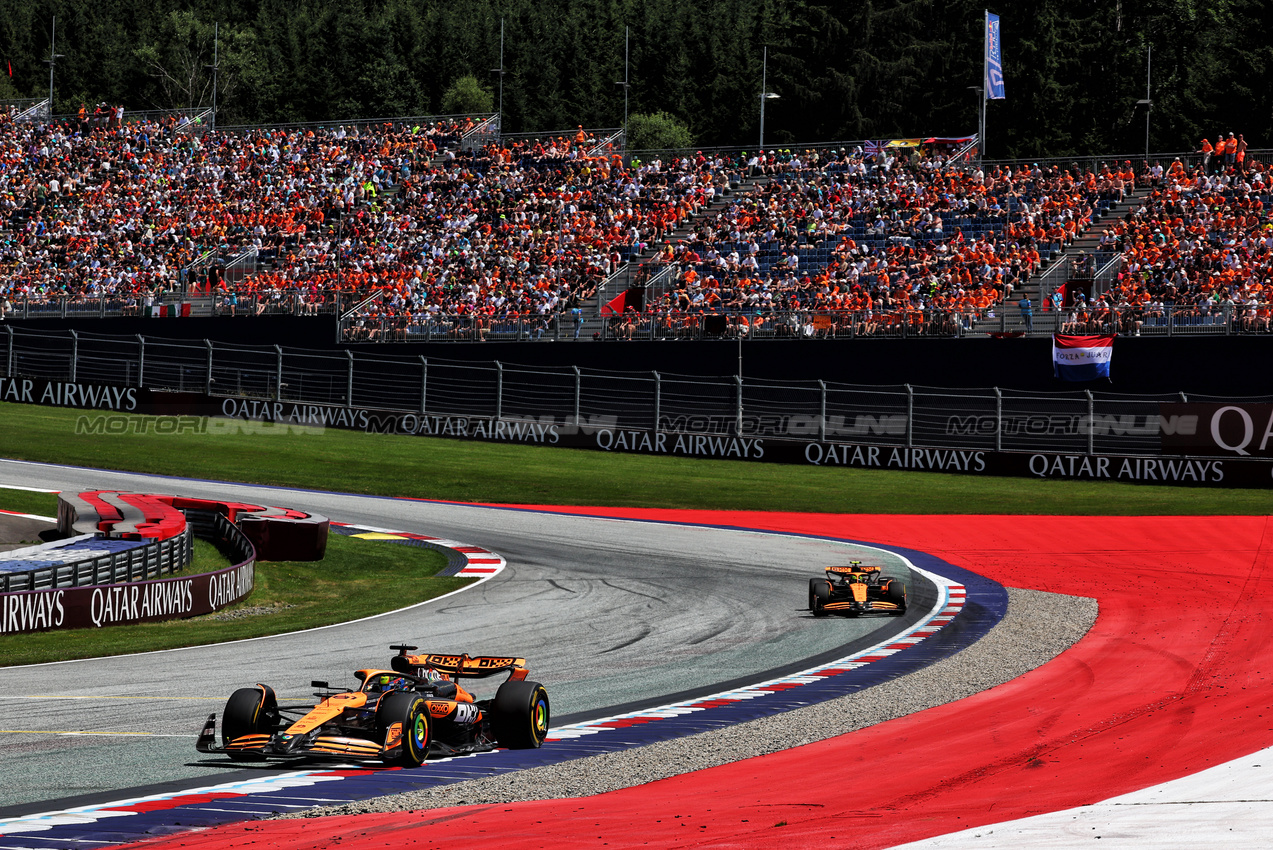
(985, 12, 1005, 100)
(600, 289, 628, 316)
(1053, 334, 1113, 381)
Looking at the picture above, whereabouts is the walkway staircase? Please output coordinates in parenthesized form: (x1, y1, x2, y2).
(576, 169, 772, 340)
(972, 184, 1152, 336)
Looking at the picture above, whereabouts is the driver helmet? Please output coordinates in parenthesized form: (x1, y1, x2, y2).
(367, 674, 409, 693)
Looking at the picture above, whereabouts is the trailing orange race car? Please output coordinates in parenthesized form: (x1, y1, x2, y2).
(808, 561, 907, 617)
(196, 645, 550, 767)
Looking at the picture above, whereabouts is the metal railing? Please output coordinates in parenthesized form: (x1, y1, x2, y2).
(179, 245, 258, 293)
(587, 129, 626, 158)
(461, 114, 501, 151)
(0, 325, 1262, 462)
(0, 293, 197, 320)
(215, 112, 493, 137)
(0, 525, 193, 594)
(9, 98, 50, 122)
(335, 303, 1268, 343)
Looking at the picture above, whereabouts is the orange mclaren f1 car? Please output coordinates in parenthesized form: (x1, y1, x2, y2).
(808, 561, 907, 617)
(196, 645, 550, 767)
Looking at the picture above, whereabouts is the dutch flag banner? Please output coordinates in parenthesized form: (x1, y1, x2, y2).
(1053, 334, 1114, 381)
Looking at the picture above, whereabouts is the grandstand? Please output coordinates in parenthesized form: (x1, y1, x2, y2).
(2, 101, 1270, 342)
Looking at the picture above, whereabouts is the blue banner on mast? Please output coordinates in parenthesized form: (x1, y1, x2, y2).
(985, 12, 1005, 100)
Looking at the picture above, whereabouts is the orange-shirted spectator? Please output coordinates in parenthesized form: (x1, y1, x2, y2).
(1200, 138, 1215, 173)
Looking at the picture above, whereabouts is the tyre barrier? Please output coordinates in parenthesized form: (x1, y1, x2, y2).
(0, 492, 327, 635)
(0, 526, 192, 594)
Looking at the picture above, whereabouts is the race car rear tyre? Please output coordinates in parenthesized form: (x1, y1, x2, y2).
(887, 579, 907, 613)
(491, 680, 550, 749)
(378, 692, 430, 767)
(222, 685, 279, 761)
(810, 579, 831, 617)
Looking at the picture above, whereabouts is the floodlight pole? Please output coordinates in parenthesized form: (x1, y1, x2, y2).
(760, 46, 767, 152)
(980, 12, 988, 163)
(45, 16, 64, 116)
(615, 27, 630, 153)
(1143, 44, 1151, 161)
(491, 19, 506, 139)
(206, 22, 219, 133)
(622, 27, 629, 138)
(759, 46, 779, 152)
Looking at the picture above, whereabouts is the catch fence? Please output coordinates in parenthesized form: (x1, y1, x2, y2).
(0, 326, 1259, 461)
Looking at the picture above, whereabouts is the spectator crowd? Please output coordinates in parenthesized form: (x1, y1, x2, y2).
(1, 101, 1269, 338)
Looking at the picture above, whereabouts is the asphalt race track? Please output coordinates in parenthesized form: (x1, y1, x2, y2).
(0, 458, 927, 814)
(119, 511, 1273, 849)
(9, 461, 1266, 847)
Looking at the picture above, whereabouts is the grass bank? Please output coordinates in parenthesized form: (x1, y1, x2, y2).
(0, 402, 1268, 515)
(0, 531, 457, 667)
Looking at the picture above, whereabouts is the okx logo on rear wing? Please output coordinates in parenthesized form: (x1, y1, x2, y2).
(389, 645, 529, 681)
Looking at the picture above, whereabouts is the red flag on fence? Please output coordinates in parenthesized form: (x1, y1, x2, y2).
(600, 289, 628, 316)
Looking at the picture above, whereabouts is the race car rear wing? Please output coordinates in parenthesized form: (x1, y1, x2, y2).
(389, 645, 529, 681)
(826, 562, 881, 576)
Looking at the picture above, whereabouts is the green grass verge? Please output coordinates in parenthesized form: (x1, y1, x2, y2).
(0, 486, 59, 518)
(0, 402, 1269, 514)
(0, 532, 458, 667)
(189, 537, 234, 574)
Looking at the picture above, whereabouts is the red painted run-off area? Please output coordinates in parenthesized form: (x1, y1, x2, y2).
(127, 512, 1273, 849)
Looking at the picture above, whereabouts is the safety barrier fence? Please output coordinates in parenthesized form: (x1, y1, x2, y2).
(0, 524, 192, 594)
(0, 289, 375, 320)
(337, 303, 1273, 343)
(0, 325, 1266, 465)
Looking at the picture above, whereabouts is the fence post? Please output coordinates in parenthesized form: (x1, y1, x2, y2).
(136, 335, 145, 387)
(419, 356, 428, 414)
(735, 374, 744, 436)
(205, 340, 214, 395)
(1224, 303, 1231, 336)
(60, 295, 67, 319)
(818, 380, 827, 442)
(1086, 389, 1095, 456)
(573, 366, 581, 428)
(1167, 305, 1173, 337)
(495, 361, 503, 420)
(68, 330, 77, 382)
(346, 351, 354, 405)
(905, 384, 914, 449)
(994, 387, 1002, 452)
(1179, 391, 1188, 402)
(274, 344, 283, 401)
(653, 371, 661, 432)
(5, 325, 13, 378)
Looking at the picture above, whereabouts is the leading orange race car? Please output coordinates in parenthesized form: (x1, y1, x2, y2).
(196, 645, 550, 767)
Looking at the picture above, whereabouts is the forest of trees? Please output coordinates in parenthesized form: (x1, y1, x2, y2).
(0, 0, 1267, 158)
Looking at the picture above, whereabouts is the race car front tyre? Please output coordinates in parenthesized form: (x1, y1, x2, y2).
(887, 579, 907, 613)
(491, 680, 551, 749)
(810, 579, 831, 617)
(222, 685, 279, 761)
(378, 692, 430, 767)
